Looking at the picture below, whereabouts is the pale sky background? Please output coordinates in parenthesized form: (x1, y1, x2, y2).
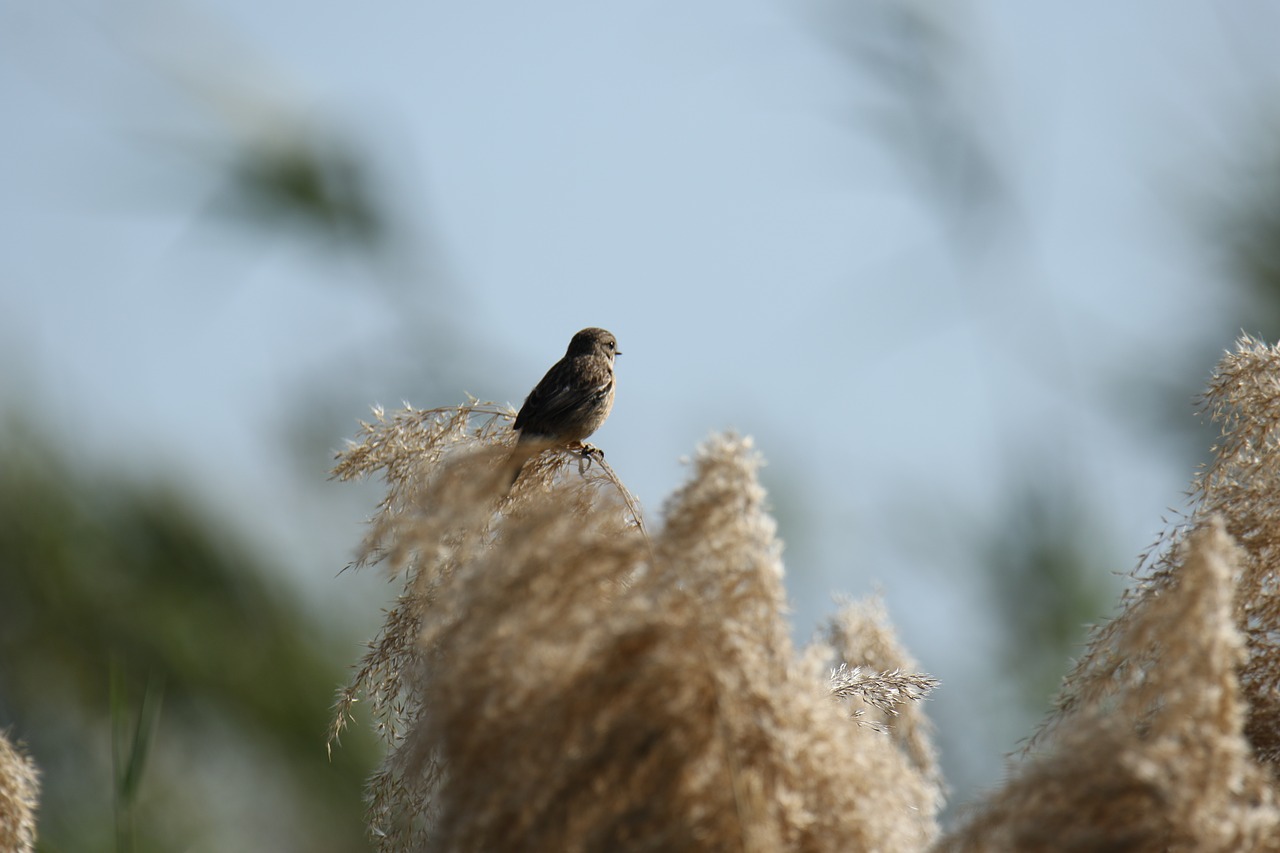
(4, 0, 1278, 804)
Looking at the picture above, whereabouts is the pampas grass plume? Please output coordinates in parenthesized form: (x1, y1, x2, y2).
(331, 405, 941, 851)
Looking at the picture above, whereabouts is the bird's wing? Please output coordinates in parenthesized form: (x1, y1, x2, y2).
(514, 356, 612, 436)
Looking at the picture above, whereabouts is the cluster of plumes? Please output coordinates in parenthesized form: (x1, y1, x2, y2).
(334, 335, 1280, 853)
(938, 335, 1280, 852)
(0, 729, 39, 853)
(330, 402, 941, 852)
(824, 599, 941, 783)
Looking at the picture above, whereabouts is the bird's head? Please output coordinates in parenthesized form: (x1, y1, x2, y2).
(567, 327, 621, 362)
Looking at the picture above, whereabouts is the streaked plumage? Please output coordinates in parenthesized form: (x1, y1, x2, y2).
(514, 327, 620, 445)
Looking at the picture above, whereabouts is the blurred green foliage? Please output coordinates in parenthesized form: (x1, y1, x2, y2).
(809, 0, 1011, 247)
(0, 427, 376, 852)
(217, 133, 388, 253)
(982, 482, 1119, 715)
(1220, 142, 1280, 341)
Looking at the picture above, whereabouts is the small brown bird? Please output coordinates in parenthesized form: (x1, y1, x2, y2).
(510, 327, 620, 482)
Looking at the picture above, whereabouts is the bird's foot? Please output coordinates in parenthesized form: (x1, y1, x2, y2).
(575, 442, 605, 474)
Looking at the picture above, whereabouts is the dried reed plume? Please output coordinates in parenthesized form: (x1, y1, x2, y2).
(331, 402, 941, 851)
(824, 597, 942, 795)
(332, 334, 1280, 850)
(0, 729, 39, 853)
(938, 335, 1280, 852)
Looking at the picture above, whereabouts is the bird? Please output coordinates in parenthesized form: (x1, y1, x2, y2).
(509, 327, 620, 483)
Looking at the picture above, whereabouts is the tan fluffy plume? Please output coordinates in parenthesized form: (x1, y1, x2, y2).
(330, 402, 941, 852)
(938, 335, 1280, 852)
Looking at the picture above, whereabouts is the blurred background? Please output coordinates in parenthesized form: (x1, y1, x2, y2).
(5, 1, 1280, 849)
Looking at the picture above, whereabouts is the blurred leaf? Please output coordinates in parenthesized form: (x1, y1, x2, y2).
(216, 132, 387, 251)
(1214, 132, 1280, 340)
(982, 480, 1118, 712)
(0, 426, 377, 852)
(807, 0, 1013, 247)
(111, 664, 163, 853)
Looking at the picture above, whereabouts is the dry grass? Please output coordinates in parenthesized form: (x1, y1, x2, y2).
(937, 335, 1280, 852)
(823, 597, 942, 794)
(332, 334, 1280, 851)
(331, 403, 941, 851)
(936, 520, 1278, 852)
(0, 729, 39, 853)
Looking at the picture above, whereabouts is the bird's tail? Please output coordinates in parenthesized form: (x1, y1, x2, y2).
(505, 436, 549, 491)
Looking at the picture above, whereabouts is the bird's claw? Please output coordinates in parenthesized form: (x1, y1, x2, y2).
(577, 443, 604, 474)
